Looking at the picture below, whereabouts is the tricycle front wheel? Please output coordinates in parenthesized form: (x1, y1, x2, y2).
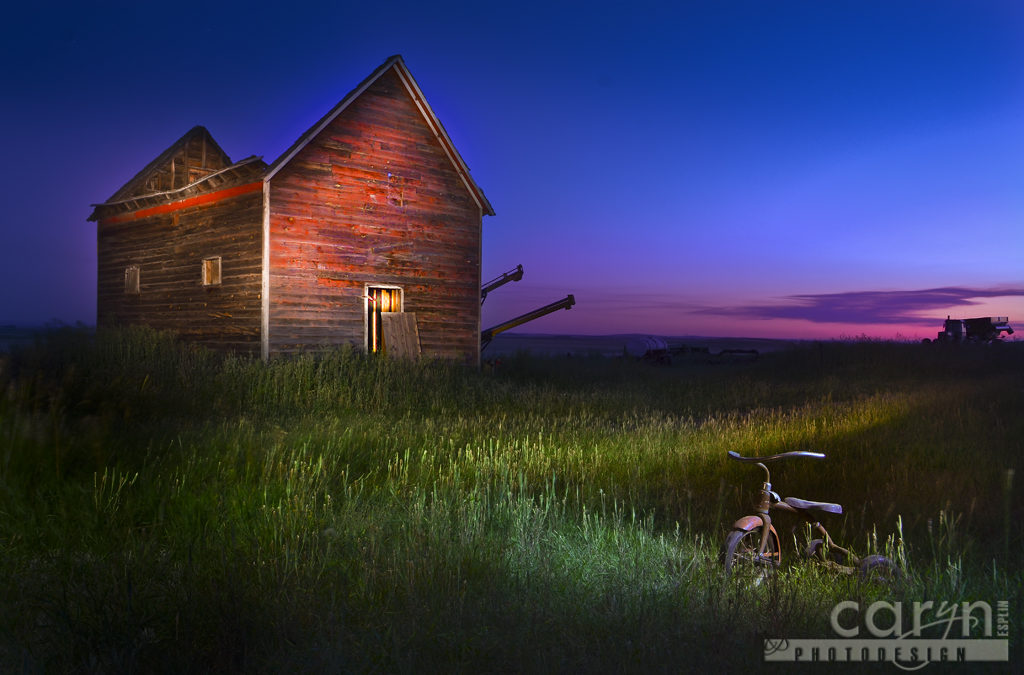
(722, 527, 779, 583)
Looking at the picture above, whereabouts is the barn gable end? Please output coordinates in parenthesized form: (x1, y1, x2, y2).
(263, 56, 492, 363)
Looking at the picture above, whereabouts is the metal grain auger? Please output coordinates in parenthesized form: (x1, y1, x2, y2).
(479, 264, 575, 351)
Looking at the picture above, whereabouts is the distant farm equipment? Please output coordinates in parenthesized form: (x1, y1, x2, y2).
(923, 316, 1014, 344)
(480, 264, 575, 350)
(625, 336, 759, 364)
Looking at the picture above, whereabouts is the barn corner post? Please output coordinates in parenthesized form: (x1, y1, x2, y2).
(476, 202, 484, 369)
(261, 179, 271, 361)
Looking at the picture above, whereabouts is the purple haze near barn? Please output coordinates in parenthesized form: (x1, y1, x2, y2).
(1, 1, 1022, 341)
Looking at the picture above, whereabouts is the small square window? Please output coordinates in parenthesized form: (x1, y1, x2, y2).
(125, 266, 140, 294)
(202, 257, 222, 286)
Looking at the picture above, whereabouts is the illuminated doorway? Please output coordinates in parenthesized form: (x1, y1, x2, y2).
(366, 286, 402, 353)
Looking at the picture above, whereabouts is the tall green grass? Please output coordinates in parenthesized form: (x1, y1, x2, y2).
(0, 326, 1020, 671)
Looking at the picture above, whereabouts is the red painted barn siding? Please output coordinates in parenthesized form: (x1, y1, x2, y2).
(266, 68, 482, 361)
(96, 191, 263, 353)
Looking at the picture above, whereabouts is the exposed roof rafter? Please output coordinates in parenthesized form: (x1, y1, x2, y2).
(104, 126, 232, 203)
(89, 155, 267, 222)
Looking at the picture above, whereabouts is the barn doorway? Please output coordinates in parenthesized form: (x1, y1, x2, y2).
(366, 286, 402, 353)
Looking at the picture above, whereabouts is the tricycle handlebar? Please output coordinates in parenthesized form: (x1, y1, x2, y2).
(727, 450, 826, 463)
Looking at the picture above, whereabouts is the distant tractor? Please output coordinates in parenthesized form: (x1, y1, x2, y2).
(924, 316, 1014, 344)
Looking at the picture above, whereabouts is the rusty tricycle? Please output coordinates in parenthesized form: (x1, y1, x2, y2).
(721, 450, 897, 582)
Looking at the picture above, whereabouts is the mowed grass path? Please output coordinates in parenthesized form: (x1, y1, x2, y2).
(1, 327, 1021, 672)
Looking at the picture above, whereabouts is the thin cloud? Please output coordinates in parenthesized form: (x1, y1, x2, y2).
(701, 286, 1024, 325)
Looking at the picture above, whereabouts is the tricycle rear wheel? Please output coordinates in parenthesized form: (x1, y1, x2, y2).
(857, 554, 900, 582)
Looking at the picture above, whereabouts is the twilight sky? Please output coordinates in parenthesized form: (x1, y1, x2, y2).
(2, 1, 1022, 340)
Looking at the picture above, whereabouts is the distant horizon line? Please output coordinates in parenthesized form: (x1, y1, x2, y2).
(1, 323, 1018, 344)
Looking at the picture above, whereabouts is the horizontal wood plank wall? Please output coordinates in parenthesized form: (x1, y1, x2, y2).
(96, 191, 263, 353)
(267, 68, 482, 362)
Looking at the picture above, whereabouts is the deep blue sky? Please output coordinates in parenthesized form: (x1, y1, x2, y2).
(3, 1, 1022, 339)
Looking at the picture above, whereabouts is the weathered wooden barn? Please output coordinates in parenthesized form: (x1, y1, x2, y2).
(89, 55, 494, 363)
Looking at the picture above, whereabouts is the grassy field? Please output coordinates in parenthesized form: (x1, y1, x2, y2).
(0, 326, 1021, 672)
